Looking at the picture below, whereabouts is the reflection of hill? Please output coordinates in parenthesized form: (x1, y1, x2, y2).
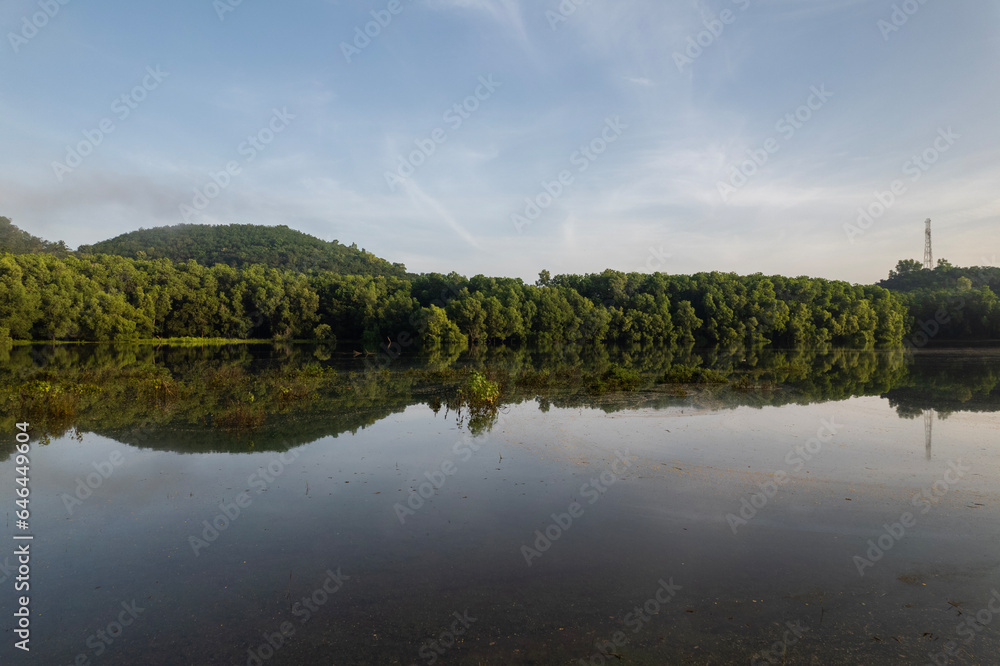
(0, 342, 422, 456)
(1, 342, 998, 459)
(88, 401, 417, 455)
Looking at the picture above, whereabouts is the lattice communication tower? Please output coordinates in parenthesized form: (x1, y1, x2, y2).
(923, 219, 933, 270)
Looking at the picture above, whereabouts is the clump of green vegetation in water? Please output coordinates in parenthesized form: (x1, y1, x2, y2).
(661, 365, 729, 384)
(451, 371, 503, 436)
(458, 371, 501, 409)
(585, 364, 644, 395)
(149, 337, 269, 346)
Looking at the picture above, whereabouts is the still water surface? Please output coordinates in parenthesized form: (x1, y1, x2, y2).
(1, 347, 998, 664)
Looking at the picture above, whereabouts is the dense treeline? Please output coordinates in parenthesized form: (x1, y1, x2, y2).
(79, 222, 409, 278)
(0, 248, 908, 347)
(546, 270, 905, 347)
(882, 259, 1000, 343)
(0, 253, 321, 341)
(18, 218, 999, 348)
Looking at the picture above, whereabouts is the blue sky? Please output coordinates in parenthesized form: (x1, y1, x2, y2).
(2, 0, 997, 283)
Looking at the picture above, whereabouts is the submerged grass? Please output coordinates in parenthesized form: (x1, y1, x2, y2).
(213, 404, 267, 430)
(11, 337, 270, 347)
(585, 364, 645, 395)
(660, 364, 729, 384)
(730, 375, 781, 391)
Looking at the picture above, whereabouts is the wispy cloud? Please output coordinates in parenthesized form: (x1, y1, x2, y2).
(424, 0, 528, 42)
(398, 179, 482, 250)
(0, 1, 994, 283)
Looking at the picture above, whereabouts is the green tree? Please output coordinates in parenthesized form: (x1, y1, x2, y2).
(889, 259, 923, 278)
(420, 305, 468, 347)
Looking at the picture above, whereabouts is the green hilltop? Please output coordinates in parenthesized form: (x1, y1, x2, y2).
(77, 222, 408, 278)
(0, 216, 70, 256)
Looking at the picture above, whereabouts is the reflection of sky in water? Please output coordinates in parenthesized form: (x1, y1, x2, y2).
(3, 393, 999, 665)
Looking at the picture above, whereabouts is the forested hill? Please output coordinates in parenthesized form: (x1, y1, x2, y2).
(78, 223, 408, 278)
(0, 217, 70, 256)
(875, 259, 1000, 341)
(879, 258, 1000, 293)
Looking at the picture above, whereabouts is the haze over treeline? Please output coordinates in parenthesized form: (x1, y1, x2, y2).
(1, 218, 997, 347)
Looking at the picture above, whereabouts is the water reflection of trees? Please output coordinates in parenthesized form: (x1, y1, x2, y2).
(1, 343, 997, 457)
(883, 349, 1000, 418)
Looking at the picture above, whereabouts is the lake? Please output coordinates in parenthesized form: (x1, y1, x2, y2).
(1, 344, 998, 664)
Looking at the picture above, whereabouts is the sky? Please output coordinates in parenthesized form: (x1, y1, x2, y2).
(1, 0, 998, 284)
